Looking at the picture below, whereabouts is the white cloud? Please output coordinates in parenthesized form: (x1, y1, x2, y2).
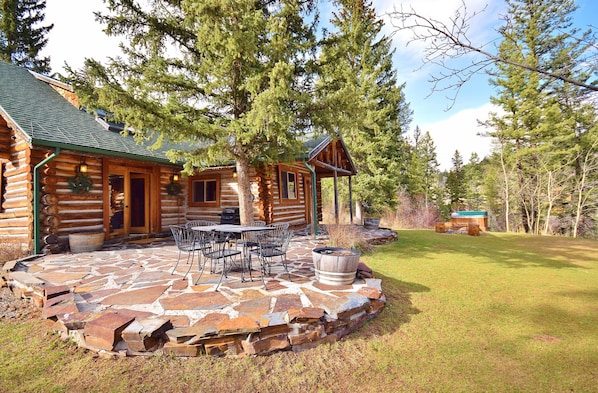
(415, 103, 498, 170)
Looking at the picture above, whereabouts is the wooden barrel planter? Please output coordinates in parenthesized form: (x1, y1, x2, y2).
(68, 232, 105, 253)
(363, 217, 380, 230)
(312, 247, 361, 286)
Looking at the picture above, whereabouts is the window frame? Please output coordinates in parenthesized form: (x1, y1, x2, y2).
(188, 174, 221, 207)
(278, 165, 299, 203)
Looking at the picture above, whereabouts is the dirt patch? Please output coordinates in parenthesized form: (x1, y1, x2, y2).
(532, 334, 561, 344)
(0, 286, 41, 321)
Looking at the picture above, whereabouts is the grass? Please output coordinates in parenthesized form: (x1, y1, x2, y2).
(1, 230, 597, 392)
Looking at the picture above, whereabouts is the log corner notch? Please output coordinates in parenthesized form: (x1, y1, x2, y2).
(33, 148, 61, 254)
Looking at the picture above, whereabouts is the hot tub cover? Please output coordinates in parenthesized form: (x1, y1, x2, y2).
(451, 211, 488, 218)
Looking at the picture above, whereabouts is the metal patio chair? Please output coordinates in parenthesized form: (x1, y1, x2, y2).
(235, 220, 267, 282)
(170, 225, 206, 280)
(259, 222, 290, 249)
(185, 219, 218, 229)
(252, 229, 294, 286)
(236, 220, 266, 251)
(198, 230, 242, 290)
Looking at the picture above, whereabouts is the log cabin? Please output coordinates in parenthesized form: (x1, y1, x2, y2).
(0, 61, 356, 254)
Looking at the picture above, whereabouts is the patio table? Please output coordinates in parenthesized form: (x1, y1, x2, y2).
(191, 224, 274, 281)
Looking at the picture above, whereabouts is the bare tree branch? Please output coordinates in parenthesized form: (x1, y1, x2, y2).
(387, 1, 598, 109)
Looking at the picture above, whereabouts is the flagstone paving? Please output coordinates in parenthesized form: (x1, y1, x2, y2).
(3, 226, 397, 357)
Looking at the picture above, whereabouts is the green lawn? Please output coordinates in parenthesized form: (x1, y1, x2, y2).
(1, 230, 597, 392)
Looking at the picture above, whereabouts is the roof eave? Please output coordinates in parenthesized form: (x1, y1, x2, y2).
(31, 139, 179, 165)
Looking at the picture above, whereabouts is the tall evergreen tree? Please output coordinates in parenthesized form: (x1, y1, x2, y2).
(0, 0, 52, 73)
(445, 150, 465, 211)
(483, 0, 597, 235)
(406, 126, 440, 209)
(316, 0, 411, 220)
(463, 153, 484, 210)
(69, 0, 317, 224)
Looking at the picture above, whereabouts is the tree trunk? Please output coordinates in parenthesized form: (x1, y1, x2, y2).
(499, 146, 510, 232)
(543, 171, 553, 235)
(355, 201, 363, 225)
(236, 156, 253, 225)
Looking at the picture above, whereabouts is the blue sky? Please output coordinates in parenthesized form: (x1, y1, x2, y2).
(375, 0, 598, 169)
(42, 0, 598, 169)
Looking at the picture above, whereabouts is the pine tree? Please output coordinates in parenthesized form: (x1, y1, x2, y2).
(406, 126, 440, 209)
(0, 0, 52, 73)
(445, 150, 465, 211)
(316, 0, 411, 219)
(483, 0, 597, 235)
(462, 153, 484, 210)
(69, 0, 317, 224)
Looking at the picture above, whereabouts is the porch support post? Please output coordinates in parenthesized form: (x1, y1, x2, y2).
(33, 147, 61, 254)
(333, 142, 339, 224)
(303, 159, 318, 237)
(349, 175, 353, 224)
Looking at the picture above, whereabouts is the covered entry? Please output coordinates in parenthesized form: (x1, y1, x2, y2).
(105, 161, 159, 238)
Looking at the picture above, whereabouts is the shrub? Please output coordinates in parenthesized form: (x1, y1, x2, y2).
(324, 223, 372, 253)
(0, 239, 27, 268)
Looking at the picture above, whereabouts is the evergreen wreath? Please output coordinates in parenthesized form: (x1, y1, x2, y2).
(166, 181, 182, 196)
(68, 173, 93, 194)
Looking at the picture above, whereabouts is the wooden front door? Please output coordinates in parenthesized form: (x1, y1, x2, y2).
(108, 166, 151, 236)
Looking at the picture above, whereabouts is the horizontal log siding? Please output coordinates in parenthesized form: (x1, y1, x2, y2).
(160, 169, 186, 231)
(270, 163, 310, 227)
(184, 168, 265, 224)
(33, 151, 105, 244)
(0, 121, 32, 248)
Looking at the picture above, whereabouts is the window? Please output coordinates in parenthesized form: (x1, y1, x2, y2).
(189, 176, 220, 207)
(279, 167, 298, 201)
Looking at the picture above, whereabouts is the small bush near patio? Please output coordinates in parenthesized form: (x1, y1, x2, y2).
(323, 223, 372, 253)
(1, 230, 597, 392)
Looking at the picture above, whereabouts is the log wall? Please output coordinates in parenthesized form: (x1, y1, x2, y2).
(0, 118, 33, 250)
(1, 110, 316, 252)
(31, 150, 104, 251)
(269, 163, 311, 227)
(160, 169, 187, 230)
(184, 169, 256, 224)
(183, 164, 312, 228)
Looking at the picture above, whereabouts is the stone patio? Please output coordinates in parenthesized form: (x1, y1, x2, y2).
(2, 227, 397, 358)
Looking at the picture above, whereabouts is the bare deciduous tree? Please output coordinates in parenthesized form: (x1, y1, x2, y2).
(387, 0, 598, 108)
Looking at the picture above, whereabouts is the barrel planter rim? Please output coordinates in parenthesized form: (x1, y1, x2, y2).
(312, 246, 361, 286)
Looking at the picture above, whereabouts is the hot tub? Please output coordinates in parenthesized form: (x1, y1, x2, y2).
(450, 211, 488, 231)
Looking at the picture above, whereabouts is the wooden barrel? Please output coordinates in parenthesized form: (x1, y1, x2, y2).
(312, 247, 360, 286)
(68, 232, 105, 253)
(363, 217, 380, 229)
(468, 224, 480, 236)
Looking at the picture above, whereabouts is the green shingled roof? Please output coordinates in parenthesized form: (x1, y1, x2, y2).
(0, 61, 174, 163)
(0, 61, 343, 167)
